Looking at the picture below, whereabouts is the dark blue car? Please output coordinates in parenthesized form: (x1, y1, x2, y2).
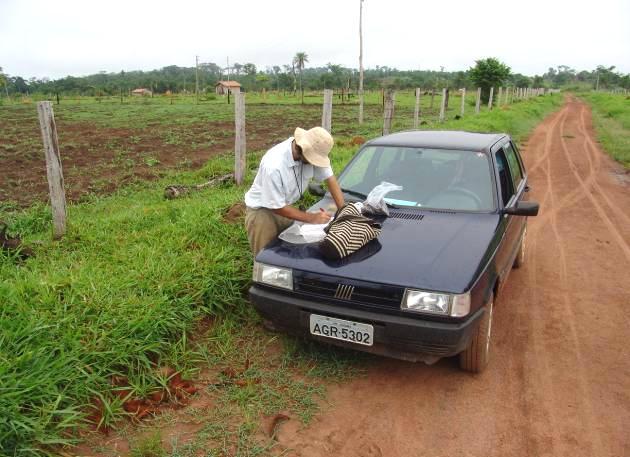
(249, 131, 539, 372)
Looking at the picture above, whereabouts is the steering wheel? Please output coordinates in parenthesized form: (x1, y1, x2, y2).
(427, 187, 483, 209)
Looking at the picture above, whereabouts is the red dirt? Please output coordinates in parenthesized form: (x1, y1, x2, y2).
(350, 136, 366, 145)
(271, 98, 630, 457)
(223, 201, 246, 223)
(85, 370, 198, 435)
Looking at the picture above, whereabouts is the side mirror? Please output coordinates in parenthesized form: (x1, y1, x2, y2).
(504, 201, 539, 216)
(308, 181, 326, 197)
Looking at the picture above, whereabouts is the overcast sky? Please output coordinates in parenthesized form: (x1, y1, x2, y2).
(1, 0, 628, 80)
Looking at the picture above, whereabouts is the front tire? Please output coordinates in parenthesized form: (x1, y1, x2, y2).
(459, 295, 493, 373)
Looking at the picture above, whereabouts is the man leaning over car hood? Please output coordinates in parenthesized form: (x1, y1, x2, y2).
(244, 126, 345, 255)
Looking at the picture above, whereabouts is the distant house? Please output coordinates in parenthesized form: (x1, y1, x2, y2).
(131, 88, 152, 96)
(215, 80, 241, 95)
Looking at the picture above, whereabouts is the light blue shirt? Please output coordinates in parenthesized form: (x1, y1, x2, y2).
(245, 137, 333, 209)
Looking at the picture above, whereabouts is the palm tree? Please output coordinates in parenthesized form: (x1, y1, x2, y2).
(293, 52, 309, 104)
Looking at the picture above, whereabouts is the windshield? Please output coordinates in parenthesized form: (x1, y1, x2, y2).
(338, 145, 495, 211)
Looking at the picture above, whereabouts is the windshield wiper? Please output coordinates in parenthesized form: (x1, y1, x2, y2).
(340, 188, 399, 209)
(340, 188, 368, 200)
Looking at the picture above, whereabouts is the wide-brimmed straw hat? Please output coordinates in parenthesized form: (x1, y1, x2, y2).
(294, 127, 333, 168)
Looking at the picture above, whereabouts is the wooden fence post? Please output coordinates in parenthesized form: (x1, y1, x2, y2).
(430, 89, 435, 110)
(475, 87, 481, 114)
(413, 88, 421, 129)
(322, 89, 333, 133)
(359, 89, 364, 124)
(488, 87, 494, 110)
(498, 87, 503, 106)
(439, 88, 447, 122)
(382, 90, 395, 135)
(234, 91, 246, 185)
(37, 101, 66, 239)
(460, 88, 466, 116)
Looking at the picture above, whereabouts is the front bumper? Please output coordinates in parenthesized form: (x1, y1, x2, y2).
(249, 284, 486, 362)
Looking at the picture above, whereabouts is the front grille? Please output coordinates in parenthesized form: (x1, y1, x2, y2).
(295, 274, 404, 309)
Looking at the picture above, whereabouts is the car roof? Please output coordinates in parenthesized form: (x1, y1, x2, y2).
(367, 130, 508, 152)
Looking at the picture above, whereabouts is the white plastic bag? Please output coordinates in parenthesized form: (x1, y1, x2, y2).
(278, 223, 303, 244)
(278, 220, 332, 244)
(299, 222, 331, 243)
(363, 181, 403, 216)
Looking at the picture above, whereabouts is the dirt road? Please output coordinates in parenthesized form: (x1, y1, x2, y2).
(276, 98, 630, 457)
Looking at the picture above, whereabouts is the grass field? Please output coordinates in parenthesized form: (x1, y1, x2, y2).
(580, 92, 630, 168)
(0, 92, 563, 456)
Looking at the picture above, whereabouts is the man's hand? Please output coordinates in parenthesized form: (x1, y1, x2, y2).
(272, 205, 331, 224)
(308, 209, 332, 224)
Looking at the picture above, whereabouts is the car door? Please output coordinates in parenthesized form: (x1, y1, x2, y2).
(492, 141, 525, 285)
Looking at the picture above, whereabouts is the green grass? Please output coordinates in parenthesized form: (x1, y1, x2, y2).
(580, 92, 630, 168)
(0, 92, 562, 456)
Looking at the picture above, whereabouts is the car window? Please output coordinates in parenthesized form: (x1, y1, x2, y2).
(503, 143, 523, 188)
(495, 148, 514, 206)
(338, 146, 494, 211)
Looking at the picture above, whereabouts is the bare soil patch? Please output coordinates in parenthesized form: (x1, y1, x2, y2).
(223, 202, 246, 223)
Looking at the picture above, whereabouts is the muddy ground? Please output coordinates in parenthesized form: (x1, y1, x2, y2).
(272, 98, 630, 457)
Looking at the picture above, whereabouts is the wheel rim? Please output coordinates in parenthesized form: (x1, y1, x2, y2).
(485, 301, 493, 355)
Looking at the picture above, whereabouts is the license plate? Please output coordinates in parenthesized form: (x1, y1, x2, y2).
(309, 314, 374, 346)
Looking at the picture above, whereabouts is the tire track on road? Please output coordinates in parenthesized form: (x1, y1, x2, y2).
(528, 108, 569, 234)
(576, 103, 630, 228)
(539, 103, 605, 456)
(558, 107, 630, 263)
(523, 110, 564, 455)
(528, 107, 568, 175)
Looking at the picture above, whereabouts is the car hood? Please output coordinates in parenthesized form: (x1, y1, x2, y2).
(256, 202, 500, 293)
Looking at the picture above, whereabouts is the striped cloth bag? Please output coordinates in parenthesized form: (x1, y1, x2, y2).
(320, 203, 382, 260)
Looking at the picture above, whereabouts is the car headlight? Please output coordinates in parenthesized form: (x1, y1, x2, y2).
(402, 289, 470, 317)
(252, 262, 293, 290)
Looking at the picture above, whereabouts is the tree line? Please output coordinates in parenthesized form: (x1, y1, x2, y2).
(0, 60, 628, 97)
